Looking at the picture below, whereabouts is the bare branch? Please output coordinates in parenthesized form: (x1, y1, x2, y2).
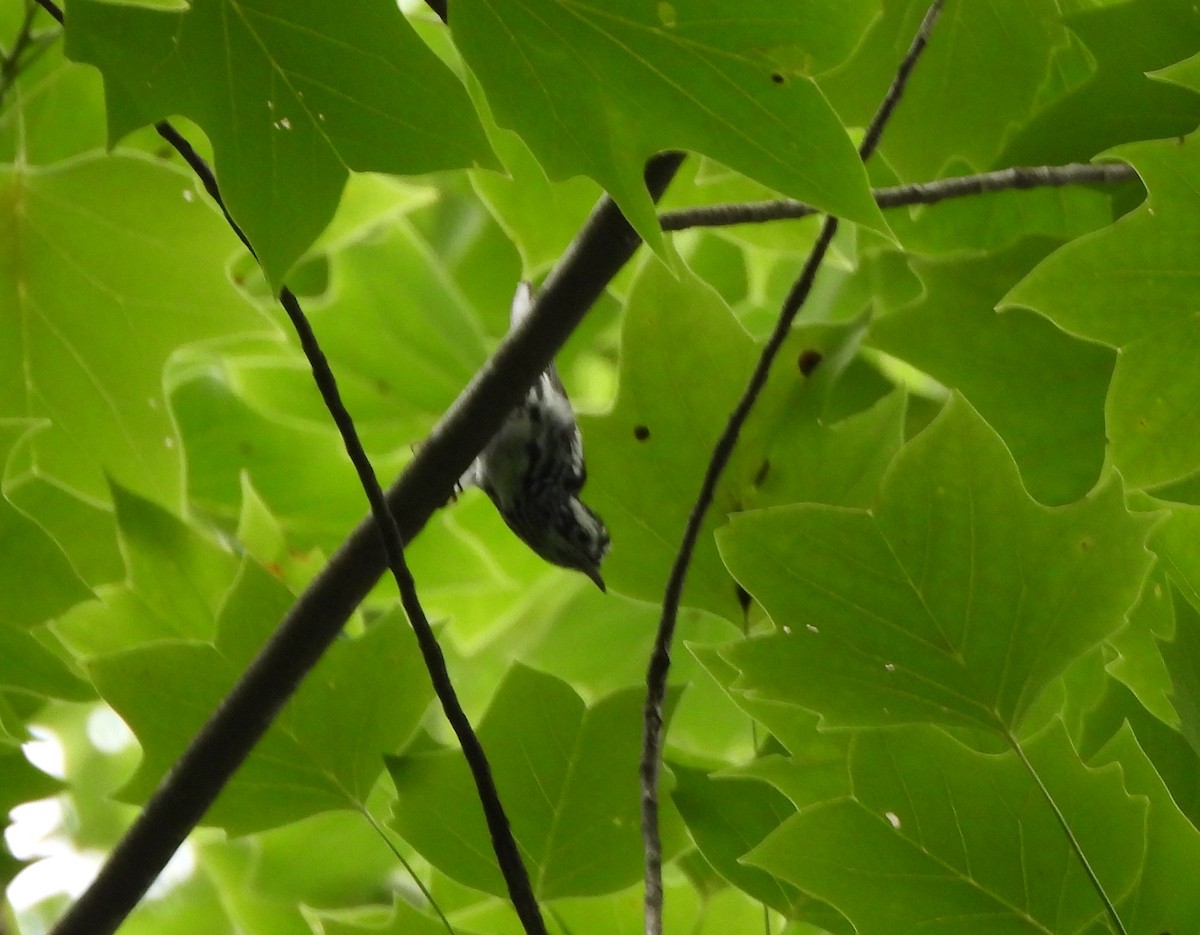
(659, 161, 1139, 231)
(46, 143, 683, 935)
(36, 0, 684, 932)
(641, 4, 946, 934)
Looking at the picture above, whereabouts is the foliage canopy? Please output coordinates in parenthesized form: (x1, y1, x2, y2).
(2, 1, 1200, 933)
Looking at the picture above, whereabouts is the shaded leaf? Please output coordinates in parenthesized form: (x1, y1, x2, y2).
(671, 765, 849, 932)
(1005, 134, 1200, 488)
(819, 0, 1073, 177)
(54, 484, 239, 655)
(0, 421, 92, 628)
(870, 242, 1114, 506)
(750, 722, 1145, 935)
(718, 395, 1153, 733)
(1094, 724, 1200, 934)
(1163, 584, 1200, 759)
(582, 257, 865, 620)
(389, 664, 679, 899)
(0, 154, 271, 506)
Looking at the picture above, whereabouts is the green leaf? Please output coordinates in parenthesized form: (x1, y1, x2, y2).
(1000, 0, 1200, 167)
(65, 0, 496, 287)
(870, 241, 1115, 506)
(54, 483, 240, 655)
(1004, 135, 1200, 489)
(87, 562, 433, 834)
(718, 395, 1154, 733)
(228, 220, 490, 452)
(749, 722, 1146, 935)
(0, 421, 93, 628)
(819, 0, 1073, 177)
(1094, 724, 1200, 933)
(581, 256, 865, 620)
(0, 154, 271, 507)
(1079, 674, 1200, 832)
(671, 765, 849, 931)
(0, 626, 91, 702)
(747, 388, 906, 512)
(452, 0, 885, 252)
(388, 664, 678, 899)
(1162, 585, 1200, 758)
(315, 898, 480, 935)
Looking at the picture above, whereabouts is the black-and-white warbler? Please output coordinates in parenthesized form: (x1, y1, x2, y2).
(459, 282, 610, 590)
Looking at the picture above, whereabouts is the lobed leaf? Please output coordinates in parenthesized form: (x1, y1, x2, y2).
(452, 0, 885, 252)
(750, 722, 1146, 935)
(389, 664, 679, 899)
(718, 395, 1154, 734)
(66, 0, 496, 286)
(88, 560, 433, 835)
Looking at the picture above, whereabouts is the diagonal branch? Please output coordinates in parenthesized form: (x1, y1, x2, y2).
(38, 0, 684, 932)
(659, 161, 1139, 231)
(639, 3, 946, 934)
(43, 123, 683, 935)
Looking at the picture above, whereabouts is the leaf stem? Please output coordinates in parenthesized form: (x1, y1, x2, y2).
(1004, 729, 1129, 935)
(358, 805, 457, 935)
(640, 4, 945, 934)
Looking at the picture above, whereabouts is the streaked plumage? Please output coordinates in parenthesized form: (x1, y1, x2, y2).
(460, 282, 610, 589)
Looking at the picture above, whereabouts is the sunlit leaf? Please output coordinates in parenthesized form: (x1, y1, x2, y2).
(88, 562, 432, 834)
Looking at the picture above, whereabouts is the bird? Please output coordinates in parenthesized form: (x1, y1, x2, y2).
(458, 281, 610, 590)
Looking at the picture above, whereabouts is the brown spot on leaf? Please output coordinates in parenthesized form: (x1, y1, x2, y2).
(634, 425, 651, 441)
(798, 349, 823, 376)
(769, 71, 785, 85)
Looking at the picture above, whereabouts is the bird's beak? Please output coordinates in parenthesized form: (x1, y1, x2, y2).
(585, 566, 606, 592)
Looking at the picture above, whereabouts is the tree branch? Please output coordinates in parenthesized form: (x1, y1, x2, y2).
(659, 161, 1139, 231)
(640, 4, 946, 934)
(37, 1, 684, 932)
(46, 143, 684, 935)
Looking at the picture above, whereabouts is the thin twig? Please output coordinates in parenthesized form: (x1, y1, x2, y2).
(36, 2, 682, 935)
(276, 282, 548, 935)
(640, 4, 946, 934)
(0, 1, 51, 106)
(46, 26, 544, 935)
(659, 161, 1138, 231)
(43, 22, 683, 922)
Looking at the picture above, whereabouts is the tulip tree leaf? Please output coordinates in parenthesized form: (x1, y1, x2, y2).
(718, 395, 1153, 733)
(452, 0, 885, 252)
(388, 664, 680, 899)
(87, 562, 433, 835)
(66, 0, 496, 286)
(749, 722, 1146, 935)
